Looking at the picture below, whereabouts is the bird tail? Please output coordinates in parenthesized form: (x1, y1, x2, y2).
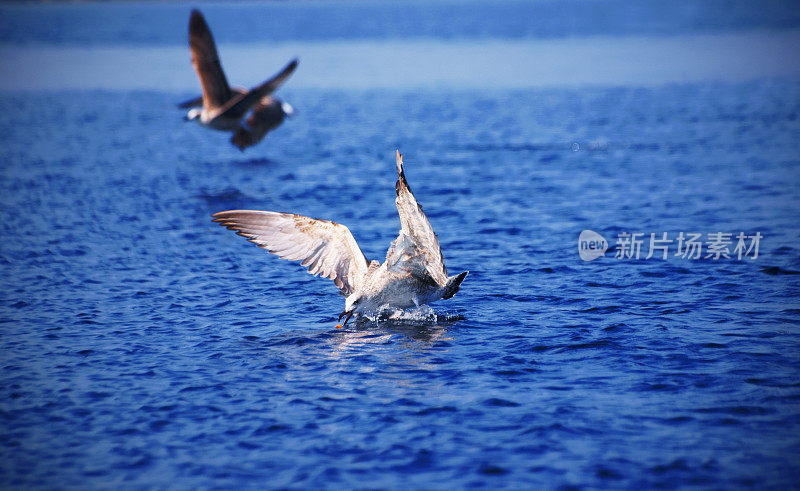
(442, 271, 468, 299)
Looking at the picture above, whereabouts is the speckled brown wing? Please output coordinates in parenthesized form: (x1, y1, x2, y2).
(230, 97, 285, 150)
(189, 9, 232, 111)
(212, 210, 370, 296)
(215, 58, 298, 122)
(391, 150, 448, 285)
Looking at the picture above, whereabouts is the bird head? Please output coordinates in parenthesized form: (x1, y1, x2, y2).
(184, 107, 202, 122)
(338, 294, 362, 326)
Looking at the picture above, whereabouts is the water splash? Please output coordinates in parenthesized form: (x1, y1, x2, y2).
(359, 304, 465, 325)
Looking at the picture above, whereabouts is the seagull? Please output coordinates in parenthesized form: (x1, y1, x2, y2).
(181, 9, 297, 150)
(212, 150, 468, 325)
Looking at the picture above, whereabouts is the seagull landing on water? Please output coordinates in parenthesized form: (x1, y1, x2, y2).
(212, 151, 468, 326)
(180, 9, 298, 151)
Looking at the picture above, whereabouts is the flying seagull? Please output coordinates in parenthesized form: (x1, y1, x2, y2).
(181, 9, 298, 150)
(212, 151, 468, 325)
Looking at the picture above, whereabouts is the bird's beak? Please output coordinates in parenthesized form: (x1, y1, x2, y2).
(338, 309, 354, 327)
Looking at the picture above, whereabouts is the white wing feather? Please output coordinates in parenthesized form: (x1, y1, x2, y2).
(390, 150, 448, 286)
(212, 210, 369, 295)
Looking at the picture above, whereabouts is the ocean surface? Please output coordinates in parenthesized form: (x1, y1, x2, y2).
(1, 1, 800, 489)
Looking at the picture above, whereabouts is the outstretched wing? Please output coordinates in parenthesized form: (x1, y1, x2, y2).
(216, 58, 298, 121)
(390, 150, 448, 285)
(189, 9, 232, 110)
(178, 89, 247, 109)
(212, 210, 369, 296)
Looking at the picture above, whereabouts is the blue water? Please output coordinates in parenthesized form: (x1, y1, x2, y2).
(2, 0, 799, 46)
(2, 2, 800, 489)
